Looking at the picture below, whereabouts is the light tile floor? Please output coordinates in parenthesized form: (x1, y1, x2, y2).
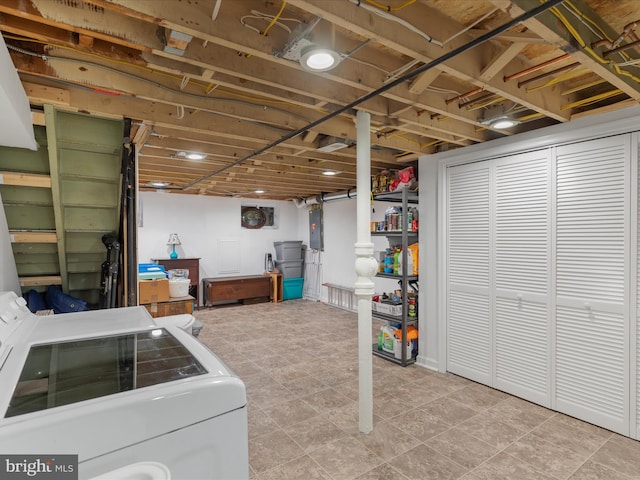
(194, 299, 640, 480)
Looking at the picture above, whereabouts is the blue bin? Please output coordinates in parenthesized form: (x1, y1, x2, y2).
(138, 263, 166, 280)
(283, 277, 304, 300)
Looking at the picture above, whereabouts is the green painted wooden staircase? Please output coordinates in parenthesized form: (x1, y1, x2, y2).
(0, 106, 124, 307)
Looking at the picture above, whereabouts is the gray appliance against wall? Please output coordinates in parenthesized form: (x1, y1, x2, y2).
(309, 205, 323, 250)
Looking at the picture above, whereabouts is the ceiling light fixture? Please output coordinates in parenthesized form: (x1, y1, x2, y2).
(488, 115, 519, 129)
(299, 45, 342, 72)
(322, 170, 339, 176)
(254, 189, 266, 194)
(176, 151, 206, 160)
(149, 181, 170, 187)
(480, 104, 519, 130)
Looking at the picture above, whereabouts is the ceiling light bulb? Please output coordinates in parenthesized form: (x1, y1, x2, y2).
(254, 189, 266, 194)
(300, 46, 341, 72)
(186, 152, 206, 160)
(307, 52, 334, 69)
(322, 171, 338, 176)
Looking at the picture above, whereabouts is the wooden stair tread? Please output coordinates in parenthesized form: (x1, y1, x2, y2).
(10, 231, 58, 243)
(19, 276, 62, 287)
(0, 172, 51, 188)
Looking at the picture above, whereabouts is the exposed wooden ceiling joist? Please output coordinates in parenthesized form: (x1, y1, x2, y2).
(2, 0, 639, 199)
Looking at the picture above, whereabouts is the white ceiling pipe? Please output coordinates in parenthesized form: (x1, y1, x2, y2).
(291, 188, 357, 208)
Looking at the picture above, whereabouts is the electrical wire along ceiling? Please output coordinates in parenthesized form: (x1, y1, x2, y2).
(3, 0, 640, 199)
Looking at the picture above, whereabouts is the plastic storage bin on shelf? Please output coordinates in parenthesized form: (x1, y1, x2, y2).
(276, 259, 303, 278)
(283, 277, 303, 300)
(274, 241, 304, 260)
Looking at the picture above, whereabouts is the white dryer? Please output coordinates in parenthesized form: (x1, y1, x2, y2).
(0, 291, 248, 479)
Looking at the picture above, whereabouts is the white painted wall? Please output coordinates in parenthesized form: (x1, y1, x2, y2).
(0, 192, 20, 296)
(138, 192, 303, 291)
(322, 198, 357, 289)
(0, 35, 37, 150)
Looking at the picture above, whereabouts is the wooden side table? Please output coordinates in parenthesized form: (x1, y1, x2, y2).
(264, 272, 283, 303)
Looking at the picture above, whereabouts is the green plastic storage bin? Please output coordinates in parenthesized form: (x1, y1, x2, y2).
(283, 277, 304, 300)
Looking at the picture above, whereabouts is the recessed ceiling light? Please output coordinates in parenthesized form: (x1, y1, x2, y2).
(254, 189, 266, 194)
(300, 45, 342, 72)
(149, 181, 170, 187)
(322, 170, 339, 176)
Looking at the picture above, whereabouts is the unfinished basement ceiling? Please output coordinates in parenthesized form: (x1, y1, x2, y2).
(2, 0, 640, 199)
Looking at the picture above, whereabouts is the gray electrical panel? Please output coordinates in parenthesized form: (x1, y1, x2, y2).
(309, 206, 323, 250)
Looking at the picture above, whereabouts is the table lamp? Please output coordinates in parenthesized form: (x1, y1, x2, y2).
(167, 233, 181, 259)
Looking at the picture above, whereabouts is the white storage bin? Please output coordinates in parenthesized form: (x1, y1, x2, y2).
(169, 278, 190, 297)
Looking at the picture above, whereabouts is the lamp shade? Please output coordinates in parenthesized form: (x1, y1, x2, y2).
(167, 233, 181, 245)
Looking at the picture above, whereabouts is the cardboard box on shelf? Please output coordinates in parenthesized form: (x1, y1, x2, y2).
(139, 278, 170, 304)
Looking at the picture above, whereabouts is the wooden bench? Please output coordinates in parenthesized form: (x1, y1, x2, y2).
(202, 275, 271, 307)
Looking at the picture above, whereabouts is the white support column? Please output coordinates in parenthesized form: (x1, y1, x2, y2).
(354, 110, 376, 434)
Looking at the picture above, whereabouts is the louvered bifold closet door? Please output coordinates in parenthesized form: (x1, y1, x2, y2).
(556, 135, 630, 435)
(447, 162, 491, 384)
(494, 151, 551, 406)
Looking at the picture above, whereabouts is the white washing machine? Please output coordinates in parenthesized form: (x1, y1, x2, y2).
(0, 291, 248, 479)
